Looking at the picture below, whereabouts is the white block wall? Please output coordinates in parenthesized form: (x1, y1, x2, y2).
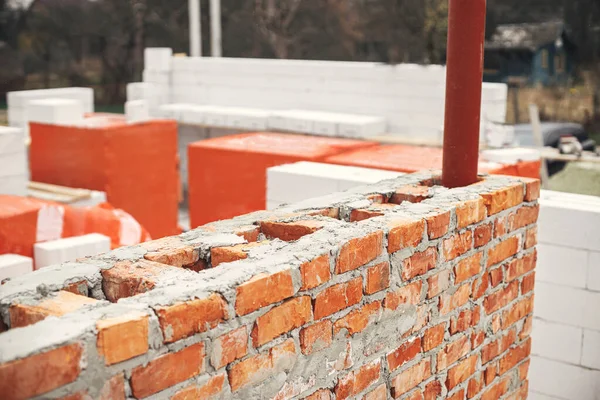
(26, 98, 85, 125)
(34, 233, 111, 269)
(529, 190, 600, 400)
(0, 126, 28, 196)
(0, 254, 33, 282)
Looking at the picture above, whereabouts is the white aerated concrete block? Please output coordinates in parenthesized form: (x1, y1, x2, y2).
(529, 356, 600, 400)
(26, 98, 84, 125)
(0, 254, 33, 281)
(125, 100, 150, 123)
(531, 318, 583, 364)
(144, 48, 172, 72)
(588, 251, 600, 292)
(0, 152, 27, 177)
(0, 175, 28, 196)
(536, 243, 588, 289)
(34, 234, 111, 269)
(481, 147, 541, 163)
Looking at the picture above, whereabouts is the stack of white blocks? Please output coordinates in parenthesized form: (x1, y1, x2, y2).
(0, 126, 28, 196)
(0, 254, 33, 282)
(125, 100, 150, 123)
(529, 190, 600, 400)
(266, 161, 403, 209)
(26, 98, 85, 126)
(7, 87, 93, 128)
(34, 233, 111, 269)
(127, 48, 172, 115)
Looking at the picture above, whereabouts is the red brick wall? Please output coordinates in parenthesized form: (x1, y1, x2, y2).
(0, 171, 540, 400)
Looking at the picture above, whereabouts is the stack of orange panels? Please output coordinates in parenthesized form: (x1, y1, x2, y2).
(29, 119, 179, 239)
(324, 144, 541, 179)
(188, 132, 378, 227)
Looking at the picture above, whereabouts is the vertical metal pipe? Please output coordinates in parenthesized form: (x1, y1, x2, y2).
(189, 0, 202, 57)
(210, 0, 222, 57)
(441, 0, 487, 188)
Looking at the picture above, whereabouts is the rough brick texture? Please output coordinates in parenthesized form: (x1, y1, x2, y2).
(0, 171, 537, 400)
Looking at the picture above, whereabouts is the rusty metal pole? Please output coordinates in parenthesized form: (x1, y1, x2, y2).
(441, 0, 487, 188)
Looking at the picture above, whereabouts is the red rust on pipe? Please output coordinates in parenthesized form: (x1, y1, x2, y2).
(441, 0, 487, 188)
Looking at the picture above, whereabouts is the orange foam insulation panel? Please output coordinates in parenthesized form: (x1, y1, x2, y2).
(188, 132, 378, 227)
(29, 119, 179, 239)
(324, 144, 541, 179)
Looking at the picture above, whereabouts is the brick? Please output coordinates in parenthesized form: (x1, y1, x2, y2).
(334, 301, 381, 337)
(522, 177, 540, 201)
(228, 339, 297, 392)
(424, 380, 442, 400)
(440, 283, 471, 315)
(519, 359, 530, 380)
(252, 296, 312, 347)
(350, 204, 396, 222)
(426, 210, 451, 239)
(300, 320, 333, 355)
(97, 311, 149, 365)
(467, 373, 482, 398)
(335, 360, 381, 400)
(131, 343, 205, 398)
(336, 231, 383, 274)
(483, 280, 519, 314)
(484, 363, 497, 385)
(450, 306, 480, 334)
(482, 329, 516, 364)
(454, 252, 482, 283)
(402, 247, 437, 281)
(142, 237, 200, 268)
(332, 342, 354, 372)
(471, 331, 485, 348)
(489, 267, 503, 287)
(455, 197, 486, 229)
(211, 241, 266, 267)
(423, 323, 446, 351)
(390, 359, 431, 398)
(235, 270, 295, 316)
(474, 223, 492, 248)
(98, 374, 125, 400)
(366, 262, 390, 294)
(480, 183, 524, 215)
(63, 280, 88, 296)
(314, 277, 363, 319)
(487, 235, 520, 267)
(480, 376, 510, 400)
(260, 220, 325, 241)
(387, 218, 425, 253)
(364, 383, 388, 400)
(427, 269, 451, 298)
(171, 373, 226, 400)
(390, 185, 432, 204)
(405, 389, 424, 400)
(491, 314, 501, 333)
(411, 304, 430, 335)
(9, 290, 98, 328)
(210, 327, 248, 369)
(499, 338, 531, 375)
(236, 225, 260, 242)
(387, 337, 422, 371)
(304, 389, 332, 400)
(437, 335, 471, 371)
(155, 293, 228, 343)
(0, 343, 82, 400)
(447, 389, 465, 400)
(506, 251, 536, 282)
(445, 354, 477, 390)
(521, 272, 535, 294)
(442, 231, 473, 261)
(502, 296, 534, 329)
(101, 260, 171, 302)
(471, 272, 489, 300)
(519, 315, 533, 340)
(300, 254, 331, 290)
(524, 227, 537, 249)
(505, 382, 529, 400)
(512, 205, 539, 230)
(384, 281, 422, 310)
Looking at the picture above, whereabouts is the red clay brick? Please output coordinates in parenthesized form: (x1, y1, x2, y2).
(405, 389, 424, 400)
(480, 183, 524, 215)
(494, 214, 509, 238)
(424, 380, 442, 400)
(502, 296, 534, 329)
(62, 280, 88, 296)
(0, 343, 82, 400)
(454, 252, 482, 283)
(300, 254, 331, 290)
(499, 338, 531, 375)
(101, 260, 171, 302)
(467, 373, 483, 399)
(437, 335, 472, 371)
(366, 262, 390, 294)
(387, 218, 425, 253)
(236, 225, 260, 242)
(522, 272, 536, 294)
(506, 251, 536, 282)
(314, 277, 363, 319)
(481, 376, 510, 400)
(447, 389, 465, 400)
(171, 373, 226, 400)
(411, 304, 431, 335)
(211, 241, 266, 267)
(303, 389, 332, 400)
(300, 320, 333, 355)
(384, 281, 422, 310)
(235, 270, 295, 316)
(487, 235, 520, 267)
(512, 205, 539, 231)
(260, 220, 325, 241)
(390, 359, 431, 398)
(97, 311, 149, 365)
(155, 293, 228, 343)
(390, 185, 432, 204)
(446, 354, 477, 390)
(228, 339, 296, 392)
(336, 231, 383, 274)
(525, 227, 537, 249)
(423, 323, 446, 351)
(471, 331, 485, 349)
(455, 197, 486, 229)
(210, 327, 248, 369)
(505, 381, 529, 400)
(440, 283, 471, 315)
(402, 247, 437, 281)
(474, 223, 492, 248)
(471, 272, 490, 300)
(519, 316, 533, 341)
(334, 301, 381, 337)
(484, 362, 497, 385)
(387, 337, 422, 371)
(350, 204, 397, 222)
(364, 383, 388, 400)
(427, 269, 451, 298)
(443, 231, 473, 261)
(252, 296, 312, 347)
(489, 267, 503, 287)
(335, 360, 381, 400)
(519, 359, 531, 380)
(131, 343, 205, 398)
(9, 290, 98, 328)
(522, 178, 540, 201)
(483, 280, 519, 314)
(482, 329, 517, 364)
(142, 237, 200, 268)
(450, 306, 480, 334)
(426, 210, 451, 239)
(62, 374, 126, 400)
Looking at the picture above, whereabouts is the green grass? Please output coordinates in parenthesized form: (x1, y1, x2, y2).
(94, 104, 124, 114)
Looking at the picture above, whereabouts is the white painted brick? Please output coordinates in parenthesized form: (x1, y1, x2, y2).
(529, 355, 600, 400)
(536, 243, 588, 289)
(581, 328, 600, 370)
(587, 251, 600, 292)
(0, 254, 33, 282)
(26, 98, 84, 125)
(531, 318, 583, 364)
(34, 234, 111, 269)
